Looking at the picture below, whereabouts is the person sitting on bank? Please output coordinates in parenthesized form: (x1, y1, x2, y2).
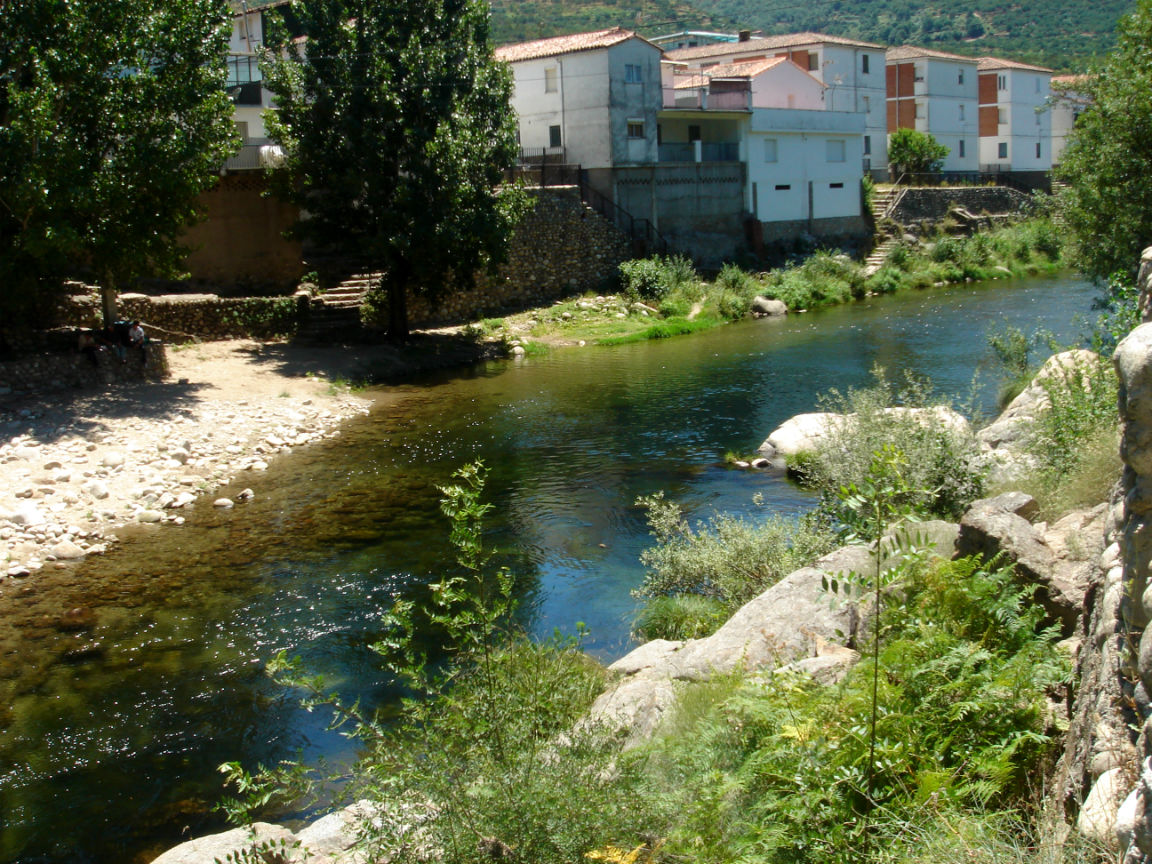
(128, 320, 146, 360)
(98, 323, 126, 363)
(77, 329, 100, 367)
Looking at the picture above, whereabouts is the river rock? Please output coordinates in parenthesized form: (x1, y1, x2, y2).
(137, 510, 164, 524)
(9, 505, 46, 527)
(149, 823, 297, 864)
(751, 296, 787, 317)
(50, 540, 86, 560)
(1078, 767, 1130, 849)
(101, 451, 126, 468)
(761, 412, 841, 456)
(214, 498, 234, 509)
(83, 480, 110, 500)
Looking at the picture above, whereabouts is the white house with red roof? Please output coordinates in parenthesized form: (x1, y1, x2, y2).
(665, 32, 889, 174)
(494, 28, 664, 170)
(1049, 74, 1092, 164)
(978, 57, 1053, 172)
(885, 46, 979, 174)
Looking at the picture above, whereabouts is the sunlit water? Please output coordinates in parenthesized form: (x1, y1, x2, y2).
(0, 275, 1099, 862)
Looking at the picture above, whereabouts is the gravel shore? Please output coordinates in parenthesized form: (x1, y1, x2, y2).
(0, 340, 382, 592)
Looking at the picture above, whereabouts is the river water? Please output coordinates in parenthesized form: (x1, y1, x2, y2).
(0, 274, 1099, 863)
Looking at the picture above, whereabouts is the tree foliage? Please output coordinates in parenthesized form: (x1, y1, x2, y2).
(1056, 0, 1152, 282)
(0, 0, 238, 323)
(887, 128, 949, 176)
(261, 0, 525, 340)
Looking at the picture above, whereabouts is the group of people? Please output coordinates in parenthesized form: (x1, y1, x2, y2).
(77, 320, 146, 366)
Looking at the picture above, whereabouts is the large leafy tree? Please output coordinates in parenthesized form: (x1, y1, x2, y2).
(0, 0, 238, 324)
(261, 0, 524, 340)
(1056, 0, 1152, 283)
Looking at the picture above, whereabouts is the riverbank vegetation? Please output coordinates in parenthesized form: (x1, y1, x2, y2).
(497, 217, 1064, 349)
(231, 442, 1093, 864)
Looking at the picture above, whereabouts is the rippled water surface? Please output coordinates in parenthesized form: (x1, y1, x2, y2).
(0, 275, 1099, 862)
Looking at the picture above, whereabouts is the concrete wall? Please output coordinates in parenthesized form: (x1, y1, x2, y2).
(609, 164, 747, 264)
(180, 174, 303, 291)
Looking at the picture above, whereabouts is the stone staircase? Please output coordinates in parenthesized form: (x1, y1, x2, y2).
(295, 271, 381, 342)
(869, 185, 904, 223)
(863, 237, 900, 276)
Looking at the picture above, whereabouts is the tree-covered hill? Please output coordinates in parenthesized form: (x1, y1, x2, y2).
(489, 0, 1135, 71)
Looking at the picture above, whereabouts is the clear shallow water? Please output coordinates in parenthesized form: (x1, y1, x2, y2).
(0, 275, 1099, 862)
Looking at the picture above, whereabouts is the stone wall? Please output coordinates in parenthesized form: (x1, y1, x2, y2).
(758, 214, 872, 244)
(890, 186, 1032, 225)
(62, 292, 307, 341)
(359, 186, 631, 327)
(0, 338, 168, 403)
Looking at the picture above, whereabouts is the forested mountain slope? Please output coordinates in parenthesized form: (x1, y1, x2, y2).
(490, 0, 1134, 71)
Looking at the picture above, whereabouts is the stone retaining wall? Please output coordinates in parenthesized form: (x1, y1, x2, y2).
(890, 186, 1032, 225)
(0, 340, 169, 403)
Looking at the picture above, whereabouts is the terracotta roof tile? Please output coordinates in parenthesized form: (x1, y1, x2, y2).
(978, 56, 1053, 74)
(665, 31, 884, 62)
(495, 27, 645, 63)
(886, 45, 978, 63)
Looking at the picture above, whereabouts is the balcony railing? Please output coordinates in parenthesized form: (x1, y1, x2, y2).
(662, 87, 751, 110)
(658, 141, 740, 163)
(223, 139, 282, 172)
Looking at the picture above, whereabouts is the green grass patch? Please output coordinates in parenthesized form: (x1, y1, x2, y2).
(596, 316, 720, 345)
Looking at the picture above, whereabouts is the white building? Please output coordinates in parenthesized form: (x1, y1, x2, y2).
(495, 28, 664, 169)
(665, 32, 888, 174)
(978, 57, 1053, 172)
(224, 0, 293, 170)
(1049, 74, 1092, 164)
(885, 46, 979, 174)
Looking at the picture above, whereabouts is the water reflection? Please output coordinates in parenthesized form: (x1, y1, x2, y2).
(0, 275, 1099, 862)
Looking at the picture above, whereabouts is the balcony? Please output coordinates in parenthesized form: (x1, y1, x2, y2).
(223, 139, 283, 172)
(662, 87, 751, 111)
(658, 141, 740, 163)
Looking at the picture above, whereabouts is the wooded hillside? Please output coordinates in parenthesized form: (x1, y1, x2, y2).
(490, 0, 1134, 71)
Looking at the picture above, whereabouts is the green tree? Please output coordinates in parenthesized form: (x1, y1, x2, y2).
(1056, 0, 1152, 282)
(261, 0, 524, 341)
(887, 128, 950, 176)
(0, 0, 238, 324)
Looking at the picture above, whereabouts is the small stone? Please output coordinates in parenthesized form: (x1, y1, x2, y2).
(136, 510, 164, 523)
(236, 488, 254, 501)
(101, 452, 125, 468)
(82, 480, 110, 500)
(51, 540, 86, 560)
(214, 498, 234, 509)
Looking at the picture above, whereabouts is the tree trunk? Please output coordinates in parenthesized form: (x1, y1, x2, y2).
(101, 274, 118, 325)
(387, 264, 410, 342)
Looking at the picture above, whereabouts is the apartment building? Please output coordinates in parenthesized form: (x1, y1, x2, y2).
(885, 46, 979, 174)
(978, 57, 1053, 172)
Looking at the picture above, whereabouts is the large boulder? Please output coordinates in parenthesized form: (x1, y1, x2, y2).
(760, 406, 970, 458)
(979, 350, 1105, 453)
(150, 823, 298, 864)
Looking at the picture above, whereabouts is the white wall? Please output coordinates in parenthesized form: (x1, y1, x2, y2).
(979, 68, 1052, 170)
(921, 59, 979, 171)
(750, 63, 825, 109)
(747, 108, 864, 222)
(507, 39, 662, 168)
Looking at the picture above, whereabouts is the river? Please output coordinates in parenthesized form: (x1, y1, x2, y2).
(0, 274, 1099, 863)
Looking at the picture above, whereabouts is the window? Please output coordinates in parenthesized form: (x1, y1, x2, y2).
(863, 135, 871, 155)
(958, 68, 965, 85)
(959, 139, 965, 158)
(627, 120, 644, 139)
(914, 64, 925, 82)
(959, 104, 965, 121)
(998, 107, 1007, 125)
(808, 53, 819, 71)
(625, 63, 642, 83)
(862, 54, 870, 74)
(998, 141, 1008, 159)
(688, 124, 701, 142)
(235, 120, 249, 143)
(763, 138, 778, 162)
(997, 73, 1007, 91)
(1035, 77, 1041, 93)
(549, 125, 562, 148)
(544, 67, 557, 93)
(915, 101, 925, 119)
(775, 184, 791, 190)
(830, 182, 844, 189)
(862, 95, 871, 113)
(826, 139, 845, 162)
(1036, 142, 1042, 158)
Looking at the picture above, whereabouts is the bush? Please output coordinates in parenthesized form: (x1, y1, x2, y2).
(643, 554, 1070, 864)
(633, 492, 837, 614)
(619, 255, 698, 302)
(800, 368, 986, 524)
(632, 594, 730, 641)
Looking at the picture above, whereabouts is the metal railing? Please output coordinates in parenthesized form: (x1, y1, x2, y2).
(892, 170, 1050, 194)
(578, 169, 669, 257)
(658, 141, 740, 163)
(223, 139, 276, 172)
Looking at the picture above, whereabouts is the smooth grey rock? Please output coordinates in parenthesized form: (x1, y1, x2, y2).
(213, 498, 234, 509)
(1077, 767, 1129, 849)
(101, 451, 126, 468)
(608, 639, 684, 676)
(149, 823, 297, 864)
(137, 510, 164, 524)
(751, 296, 787, 317)
(762, 412, 840, 456)
(82, 480, 110, 500)
(50, 540, 86, 560)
